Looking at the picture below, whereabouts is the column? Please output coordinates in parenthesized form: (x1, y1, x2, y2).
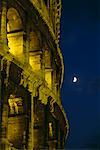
(1, 0, 7, 46)
(41, 43, 45, 80)
(27, 94, 33, 150)
(24, 18, 30, 64)
(0, 60, 10, 149)
(0, 57, 2, 148)
(0, 1, 1, 35)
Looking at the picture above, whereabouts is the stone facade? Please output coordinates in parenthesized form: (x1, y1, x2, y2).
(0, 0, 69, 149)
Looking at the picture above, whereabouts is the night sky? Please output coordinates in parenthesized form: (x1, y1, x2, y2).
(60, 0, 100, 148)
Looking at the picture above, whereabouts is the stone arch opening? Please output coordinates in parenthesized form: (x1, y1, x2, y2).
(7, 7, 23, 32)
(8, 94, 23, 116)
(29, 29, 42, 71)
(7, 8, 26, 63)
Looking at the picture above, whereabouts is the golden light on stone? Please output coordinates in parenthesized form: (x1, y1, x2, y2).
(0, 0, 69, 149)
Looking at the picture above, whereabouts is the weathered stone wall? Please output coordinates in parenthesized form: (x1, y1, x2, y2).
(0, 0, 69, 149)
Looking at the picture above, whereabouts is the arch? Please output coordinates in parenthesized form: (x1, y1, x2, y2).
(7, 8, 25, 63)
(29, 31, 41, 52)
(8, 94, 23, 115)
(7, 7, 22, 32)
(29, 29, 42, 71)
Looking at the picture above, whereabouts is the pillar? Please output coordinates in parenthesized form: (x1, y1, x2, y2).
(27, 93, 34, 150)
(41, 45, 45, 80)
(1, 0, 7, 46)
(0, 57, 2, 148)
(24, 18, 30, 64)
(0, 60, 10, 149)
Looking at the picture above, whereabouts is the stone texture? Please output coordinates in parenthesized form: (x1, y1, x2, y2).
(0, 0, 69, 149)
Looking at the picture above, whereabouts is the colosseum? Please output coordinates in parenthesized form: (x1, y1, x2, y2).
(0, 0, 69, 149)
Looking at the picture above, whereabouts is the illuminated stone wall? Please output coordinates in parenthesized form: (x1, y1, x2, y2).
(0, 0, 69, 149)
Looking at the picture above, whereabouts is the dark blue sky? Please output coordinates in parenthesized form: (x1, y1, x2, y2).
(60, 0, 100, 148)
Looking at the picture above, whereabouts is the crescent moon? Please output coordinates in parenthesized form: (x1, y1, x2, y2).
(73, 77, 77, 83)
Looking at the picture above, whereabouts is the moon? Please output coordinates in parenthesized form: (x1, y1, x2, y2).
(73, 76, 78, 83)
